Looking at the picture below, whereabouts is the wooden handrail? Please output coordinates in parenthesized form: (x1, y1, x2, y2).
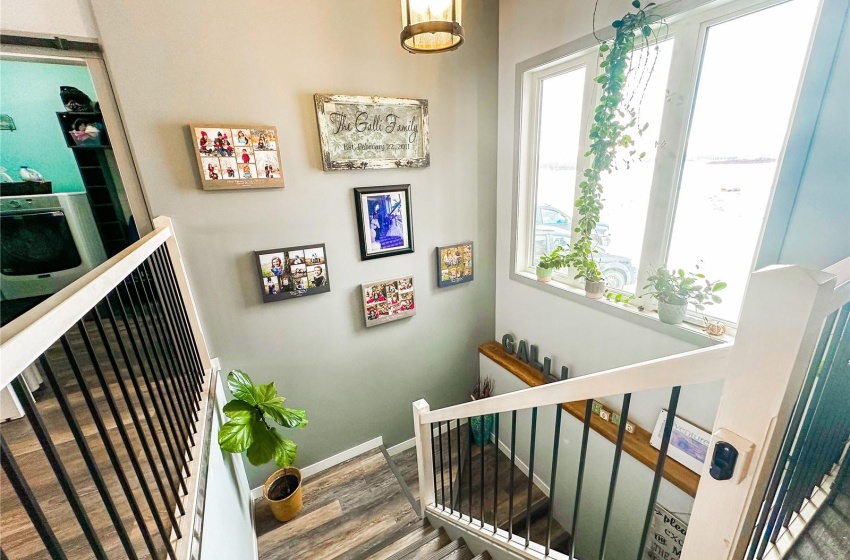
(421, 343, 733, 424)
(0, 223, 173, 390)
(478, 341, 700, 497)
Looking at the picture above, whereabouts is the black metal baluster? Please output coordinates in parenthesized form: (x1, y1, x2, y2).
(60, 335, 178, 559)
(493, 412, 500, 534)
(431, 422, 438, 508)
(438, 421, 446, 509)
(454, 418, 463, 515)
(145, 259, 201, 402)
(37, 355, 139, 560)
(0, 436, 67, 560)
(480, 415, 486, 528)
(468, 419, 473, 521)
(141, 261, 200, 408)
(525, 407, 538, 548)
(116, 281, 196, 446)
(132, 272, 198, 427)
(570, 399, 593, 560)
(599, 393, 631, 559)
(94, 306, 188, 491)
(72, 322, 186, 539)
(509, 410, 517, 541)
(157, 246, 205, 383)
(637, 387, 681, 560)
(108, 291, 193, 467)
(546, 406, 565, 552)
(447, 420, 454, 511)
(10, 376, 108, 559)
(81, 317, 186, 516)
(747, 309, 840, 559)
(1, 547, 9, 560)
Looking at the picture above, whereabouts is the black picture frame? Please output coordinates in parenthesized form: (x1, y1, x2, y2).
(255, 243, 331, 303)
(436, 242, 474, 288)
(353, 184, 414, 260)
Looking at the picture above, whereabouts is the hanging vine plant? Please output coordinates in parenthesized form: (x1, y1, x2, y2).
(567, 0, 665, 291)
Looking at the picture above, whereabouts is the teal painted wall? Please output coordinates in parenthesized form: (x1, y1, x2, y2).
(0, 60, 97, 193)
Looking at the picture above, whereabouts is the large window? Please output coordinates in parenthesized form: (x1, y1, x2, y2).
(516, 0, 820, 325)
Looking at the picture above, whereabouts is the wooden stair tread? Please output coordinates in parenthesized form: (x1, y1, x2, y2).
(361, 520, 436, 560)
(400, 530, 452, 559)
(413, 538, 466, 560)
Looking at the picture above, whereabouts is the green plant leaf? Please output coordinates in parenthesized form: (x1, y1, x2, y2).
(252, 382, 279, 406)
(713, 282, 727, 292)
(246, 421, 280, 466)
(222, 399, 255, 420)
(632, 0, 641, 8)
(261, 403, 308, 429)
(227, 370, 259, 405)
(218, 414, 253, 454)
(275, 438, 298, 468)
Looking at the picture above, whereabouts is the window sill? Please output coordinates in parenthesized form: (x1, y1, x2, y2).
(511, 270, 733, 348)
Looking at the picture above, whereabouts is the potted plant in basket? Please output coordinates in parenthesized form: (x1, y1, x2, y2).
(644, 266, 727, 325)
(537, 245, 569, 283)
(218, 370, 308, 522)
(469, 377, 495, 446)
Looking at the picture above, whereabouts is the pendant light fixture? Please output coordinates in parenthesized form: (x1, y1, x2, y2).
(400, 0, 464, 54)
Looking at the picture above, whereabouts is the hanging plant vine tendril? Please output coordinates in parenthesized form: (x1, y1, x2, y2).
(566, 0, 666, 284)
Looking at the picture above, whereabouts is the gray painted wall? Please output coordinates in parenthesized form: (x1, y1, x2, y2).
(90, 0, 499, 488)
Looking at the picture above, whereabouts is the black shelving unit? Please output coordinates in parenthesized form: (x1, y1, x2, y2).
(56, 111, 128, 257)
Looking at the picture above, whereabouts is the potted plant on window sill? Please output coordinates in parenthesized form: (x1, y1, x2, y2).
(218, 370, 308, 523)
(644, 266, 726, 325)
(536, 245, 569, 283)
(469, 377, 495, 446)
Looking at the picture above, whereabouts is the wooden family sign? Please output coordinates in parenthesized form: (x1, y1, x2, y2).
(314, 94, 430, 171)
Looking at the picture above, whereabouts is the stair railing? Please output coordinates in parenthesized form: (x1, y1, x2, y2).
(0, 216, 213, 560)
(412, 257, 849, 560)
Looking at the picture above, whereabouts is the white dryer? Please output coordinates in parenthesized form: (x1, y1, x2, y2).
(1, 192, 107, 301)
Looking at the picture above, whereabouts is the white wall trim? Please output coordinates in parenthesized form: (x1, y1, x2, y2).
(250, 436, 384, 501)
(387, 437, 417, 456)
(496, 438, 551, 497)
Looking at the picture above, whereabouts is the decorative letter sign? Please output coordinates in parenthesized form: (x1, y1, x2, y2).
(314, 94, 430, 171)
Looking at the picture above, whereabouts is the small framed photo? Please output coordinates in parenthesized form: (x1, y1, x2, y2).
(436, 242, 473, 288)
(353, 185, 414, 260)
(650, 410, 711, 474)
(255, 244, 330, 303)
(362, 275, 415, 327)
(191, 124, 284, 190)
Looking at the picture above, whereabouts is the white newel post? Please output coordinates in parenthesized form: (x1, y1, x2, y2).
(152, 216, 212, 371)
(682, 264, 837, 560)
(413, 399, 435, 517)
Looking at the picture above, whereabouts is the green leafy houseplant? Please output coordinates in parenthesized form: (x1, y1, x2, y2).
(537, 245, 569, 282)
(566, 0, 663, 290)
(644, 266, 727, 324)
(218, 370, 308, 499)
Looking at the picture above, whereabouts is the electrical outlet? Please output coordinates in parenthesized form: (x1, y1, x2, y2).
(599, 409, 611, 421)
(625, 421, 635, 434)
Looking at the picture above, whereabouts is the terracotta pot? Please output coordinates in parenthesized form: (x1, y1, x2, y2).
(263, 467, 303, 522)
(585, 279, 606, 299)
(536, 266, 554, 282)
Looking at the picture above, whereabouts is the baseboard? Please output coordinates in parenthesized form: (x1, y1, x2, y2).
(250, 435, 384, 501)
(496, 438, 551, 497)
(386, 418, 469, 457)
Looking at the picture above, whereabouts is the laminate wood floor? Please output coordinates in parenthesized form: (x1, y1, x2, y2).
(255, 448, 420, 560)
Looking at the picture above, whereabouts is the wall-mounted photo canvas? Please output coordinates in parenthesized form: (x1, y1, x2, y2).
(191, 124, 284, 190)
(314, 94, 429, 171)
(436, 242, 473, 287)
(650, 410, 711, 474)
(362, 276, 415, 327)
(353, 185, 414, 260)
(255, 244, 330, 303)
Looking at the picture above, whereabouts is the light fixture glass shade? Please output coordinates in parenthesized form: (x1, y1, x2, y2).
(400, 0, 464, 54)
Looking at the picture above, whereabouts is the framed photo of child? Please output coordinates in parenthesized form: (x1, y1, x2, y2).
(353, 184, 414, 260)
(436, 242, 473, 288)
(255, 244, 330, 303)
(362, 275, 415, 327)
(190, 124, 284, 190)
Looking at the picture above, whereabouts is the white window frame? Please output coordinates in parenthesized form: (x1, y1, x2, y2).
(513, 0, 824, 332)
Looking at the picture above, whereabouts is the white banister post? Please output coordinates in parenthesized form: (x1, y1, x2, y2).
(413, 399, 434, 517)
(152, 216, 212, 371)
(683, 264, 836, 560)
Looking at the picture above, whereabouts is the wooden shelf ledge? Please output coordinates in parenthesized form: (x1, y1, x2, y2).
(479, 340, 699, 498)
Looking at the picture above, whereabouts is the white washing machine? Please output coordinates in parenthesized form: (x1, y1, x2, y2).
(1, 192, 107, 301)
